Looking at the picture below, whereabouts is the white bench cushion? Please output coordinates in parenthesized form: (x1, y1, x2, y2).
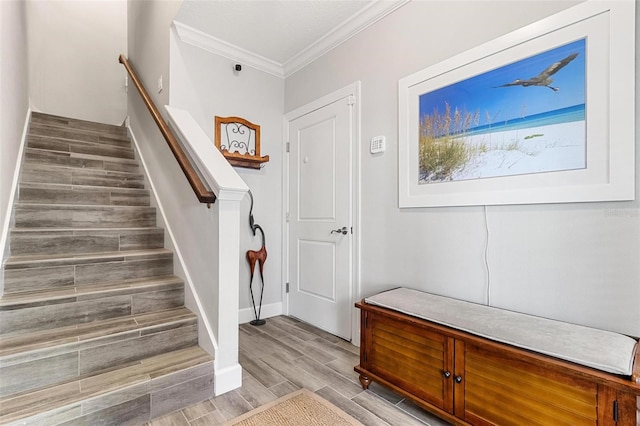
(365, 287, 638, 376)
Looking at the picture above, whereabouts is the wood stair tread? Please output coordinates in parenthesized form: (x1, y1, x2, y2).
(27, 136, 134, 161)
(0, 346, 213, 425)
(28, 132, 132, 151)
(14, 202, 154, 209)
(28, 132, 132, 149)
(9, 228, 164, 257)
(0, 274, 182, 307)
(19, 182, 149, 193)
(29, 124, 131, 145)
(13, 204, 157, 229)
(5, 248, 172, 267)
(10, 226, 159, 233)
(31, 112, 128, 137)
(17, 182, 151, 207)
(0, 307, 196, 358)
(25, 146, 139, 166)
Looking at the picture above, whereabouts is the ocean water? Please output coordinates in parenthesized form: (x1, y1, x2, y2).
(465, 104, 585, 137)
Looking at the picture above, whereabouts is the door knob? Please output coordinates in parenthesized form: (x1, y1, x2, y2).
(331, 226, 348, 235)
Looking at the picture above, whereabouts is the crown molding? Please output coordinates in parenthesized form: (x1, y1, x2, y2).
(173, 21, 285, 79)
(283, 0, 409, 77)
(173, 1, 409, 80)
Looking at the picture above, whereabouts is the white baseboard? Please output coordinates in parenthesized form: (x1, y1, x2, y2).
(0, 108, 32, 296)
(214, 362, 242, 396)
(238, 302, 283, 324)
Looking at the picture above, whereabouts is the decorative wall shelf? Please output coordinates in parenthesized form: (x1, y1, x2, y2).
(214, 116, 269, 169)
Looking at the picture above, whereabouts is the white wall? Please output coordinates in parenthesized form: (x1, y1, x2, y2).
(169, 29, 284, 319)
(0, 0, 30, 293)
(285, 1, 640, 336)
(26, 0, 127, 125)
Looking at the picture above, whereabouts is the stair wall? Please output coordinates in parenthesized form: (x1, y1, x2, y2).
(124, 117, 218, 358)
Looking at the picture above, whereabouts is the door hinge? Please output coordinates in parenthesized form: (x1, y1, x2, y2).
(286, 142, 290, 153)
(613, 400, 619, 422)
(347, 95, 356, 106)
(286, 282, 290, 293)
(286, 212, 290, 223)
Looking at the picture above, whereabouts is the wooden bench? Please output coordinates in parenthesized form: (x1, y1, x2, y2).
(355, 288, 640, 425)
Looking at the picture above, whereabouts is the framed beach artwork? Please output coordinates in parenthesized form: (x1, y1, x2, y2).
(398, 1, 635, 208)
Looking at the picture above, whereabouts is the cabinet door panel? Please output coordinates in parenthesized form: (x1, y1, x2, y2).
(369, 313, 454, 412)
(459, 343, 598, 425)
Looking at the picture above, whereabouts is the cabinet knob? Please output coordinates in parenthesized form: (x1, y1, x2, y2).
(443, 370, 451, 379)
(455, 375, 463, 384)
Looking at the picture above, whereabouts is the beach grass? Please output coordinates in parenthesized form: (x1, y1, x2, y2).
(418, 105, 552, 182)
(419, 103, 479, 182)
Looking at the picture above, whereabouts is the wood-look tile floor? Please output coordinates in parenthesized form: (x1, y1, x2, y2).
(147, 315, 451, 426)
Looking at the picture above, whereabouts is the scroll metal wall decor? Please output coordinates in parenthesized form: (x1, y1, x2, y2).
(215, 116, 269, 169)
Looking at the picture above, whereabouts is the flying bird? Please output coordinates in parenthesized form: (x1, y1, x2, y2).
(494, 52, 579, 92)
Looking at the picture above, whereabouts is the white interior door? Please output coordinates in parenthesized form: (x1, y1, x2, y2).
(287, 94, 354, 340)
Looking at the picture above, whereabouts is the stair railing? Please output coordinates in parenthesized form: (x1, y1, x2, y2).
(118, 54, 216, 205)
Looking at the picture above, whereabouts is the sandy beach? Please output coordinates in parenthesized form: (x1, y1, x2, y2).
(444, 120, 586, 181)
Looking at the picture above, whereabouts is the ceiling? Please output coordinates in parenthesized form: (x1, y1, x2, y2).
(174, 0, 408, 77)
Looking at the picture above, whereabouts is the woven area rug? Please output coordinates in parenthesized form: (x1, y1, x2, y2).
(223, 389, 364, 426)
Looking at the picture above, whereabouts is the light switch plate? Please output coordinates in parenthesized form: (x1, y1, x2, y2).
(370, 135, 386, 154)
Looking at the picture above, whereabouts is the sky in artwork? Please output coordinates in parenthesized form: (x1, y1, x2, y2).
(418, 38, 586, 129)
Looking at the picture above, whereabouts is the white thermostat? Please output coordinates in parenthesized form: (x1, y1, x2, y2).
(370, 135, 386, 154)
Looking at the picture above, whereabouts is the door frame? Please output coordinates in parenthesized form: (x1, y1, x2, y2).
(282, 81, 361, 342)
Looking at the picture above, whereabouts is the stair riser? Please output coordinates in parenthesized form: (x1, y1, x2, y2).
(22, 165, 144, 189)
(7, 362, 214, 426)
(31, 113, 128, 138)
(81, 324, 198, 376)
(28, 135, 134, 160)
(0, 284, 184, 337)
(18, 185, 150, 206)
(0, 323, 197, 398)
(14, 206, 156, 228)
(10, 229, 164, 257)
(149, 371, 214, 419)
(76, 257, 174, 287)
(24, 149, 140, 174)
(29, 123, 131, 148)
(4, 255, 173, 294)
(0, 308, 196, 358)
(4, 265, 74, 294)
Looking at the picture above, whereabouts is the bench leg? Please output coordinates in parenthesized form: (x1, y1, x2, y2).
(359, 374, 371, 389)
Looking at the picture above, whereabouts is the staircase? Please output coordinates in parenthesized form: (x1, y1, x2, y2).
(0, 112, 214, 425)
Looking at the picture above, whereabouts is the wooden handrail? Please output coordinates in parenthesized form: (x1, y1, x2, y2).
(119, 54, 216, 204)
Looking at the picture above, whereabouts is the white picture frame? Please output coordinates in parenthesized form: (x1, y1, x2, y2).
(398, 1, 635, 208)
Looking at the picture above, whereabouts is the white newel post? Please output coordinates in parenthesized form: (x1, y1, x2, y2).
(213, 191, 245, 395)
(164, 106, 249, 395)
